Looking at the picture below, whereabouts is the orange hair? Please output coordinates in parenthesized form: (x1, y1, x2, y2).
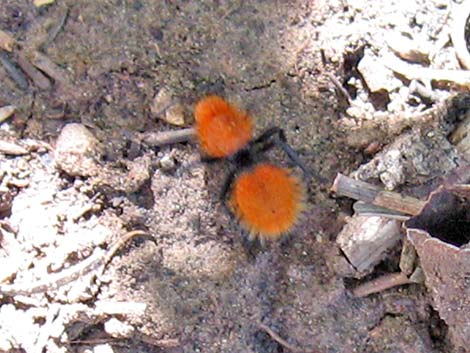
(229, 164, 305, 241)
(194, 95, 253, 158)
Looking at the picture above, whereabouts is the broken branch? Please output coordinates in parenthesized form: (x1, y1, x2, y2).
(331, 173, 426, 216)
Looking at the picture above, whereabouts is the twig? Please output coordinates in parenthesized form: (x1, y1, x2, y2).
(16, 51, 51, 90)
(68, 334, 180, 349)
(258, 322, 313, 353)
(331, 173, 426, 216)
(0, 51, 28, 89)
(352, 201, 409, 221)
(67, 338, 128, 347)
(384, 54, 470, 87)
(326, 72, 351, 105)
(134, 332, 180, 348)
(0, 140, 28, 155)
(451, 0, 470, 69)
(352, 272, 413, 297)
(29, 50, 70, 86)
(71, 192, 102, 222)
(0, 230, 152, 296)
(44, 6, 69, 48)
(137, 127, 196, 147)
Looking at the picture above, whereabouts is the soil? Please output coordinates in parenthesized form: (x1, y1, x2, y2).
(0, 1, 466, 353)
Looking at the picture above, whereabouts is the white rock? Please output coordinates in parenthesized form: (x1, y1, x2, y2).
(104, 318, 135, 338)
(54, 123, 104, 177)
(358, 50, 401, 93)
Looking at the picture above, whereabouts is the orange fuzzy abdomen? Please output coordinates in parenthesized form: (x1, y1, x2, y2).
(194, 95, 253, 158)
(230, 164, 305, 240)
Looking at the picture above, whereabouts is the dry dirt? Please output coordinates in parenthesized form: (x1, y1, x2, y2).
(0, 1, 467, 353)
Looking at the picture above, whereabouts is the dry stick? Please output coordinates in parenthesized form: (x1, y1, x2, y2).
(29, 50, 70, 86)
(0, 140, 28, 155)
(16, 51, 51, 90)
(68, 335, 180, 348)
(352, 272, 413, 297)
(451, 0, 470, 70)
(258, 322, 315, 353)
(0, 51, 28, 89)
(331, 173, 426, 216)
(44, 6, 69, 48)
(138, 127, 196, 147)
(326, 72, 352, 105)
(0, 230, 150, 296)
(332, 174, 427, 296)
(384, 54, 470, 87)
(352, 201, 411, 221)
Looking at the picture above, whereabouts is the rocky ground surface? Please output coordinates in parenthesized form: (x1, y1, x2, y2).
(1, 1, 469, 352)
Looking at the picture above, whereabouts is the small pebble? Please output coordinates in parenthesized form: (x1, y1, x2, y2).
(150, 88, 186, 126)
(159, 154, 176, 171)
(93, 344, 114, 353)
(150, 88, 172, 118)
(0, 105, 15, 123)
(0, 30, 15, 52)
(104, 318, 135, 338)
(54, 123, 104, 177)
(164, 103, 186, 126)
(33, 0, 55, 7)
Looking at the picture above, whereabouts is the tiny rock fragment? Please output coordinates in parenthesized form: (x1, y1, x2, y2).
(399, 238, 417, 276)
(150, 88, 172, 117)
(164, 103, 186, 126)
(104, 318, 135, 338)
(33, 0, 55, 7)
(93, 344, 114, 353)
(336, 215, 401, 277)
(150, 88, 186, 126)
(0, 30, 15, 52)
(94, 301, 147, 316)
(0, 105, 16, 123)
(408, 266, 425, 283)
(358, 50, 401, 93)
(387, 33, 430, 64)
(54, 123, 104, 177)
(159, 154, 176, 171)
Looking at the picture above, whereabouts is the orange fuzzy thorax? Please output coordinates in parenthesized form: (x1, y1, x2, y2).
(229, 164, 305, 241)
(194, 95, 253, 158)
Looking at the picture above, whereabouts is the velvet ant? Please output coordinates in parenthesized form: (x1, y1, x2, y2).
(194, 95, 310, 243)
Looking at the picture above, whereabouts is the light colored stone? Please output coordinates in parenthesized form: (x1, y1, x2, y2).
(337, 215, 401, 276)
(0, 30, 15, 52)
(104, 318, 135, 338)
(358, 50, 401, 93)
(54, 123, 104, 177)
(150, 88, 186, 126)
(159, 154, 176, 171)
(164, 103, 186, 126)
(0, 105, 15, 123)
(93, 344, 114, 353)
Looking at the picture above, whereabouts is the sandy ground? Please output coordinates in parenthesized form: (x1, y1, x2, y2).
(0, 0, 467, 352)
